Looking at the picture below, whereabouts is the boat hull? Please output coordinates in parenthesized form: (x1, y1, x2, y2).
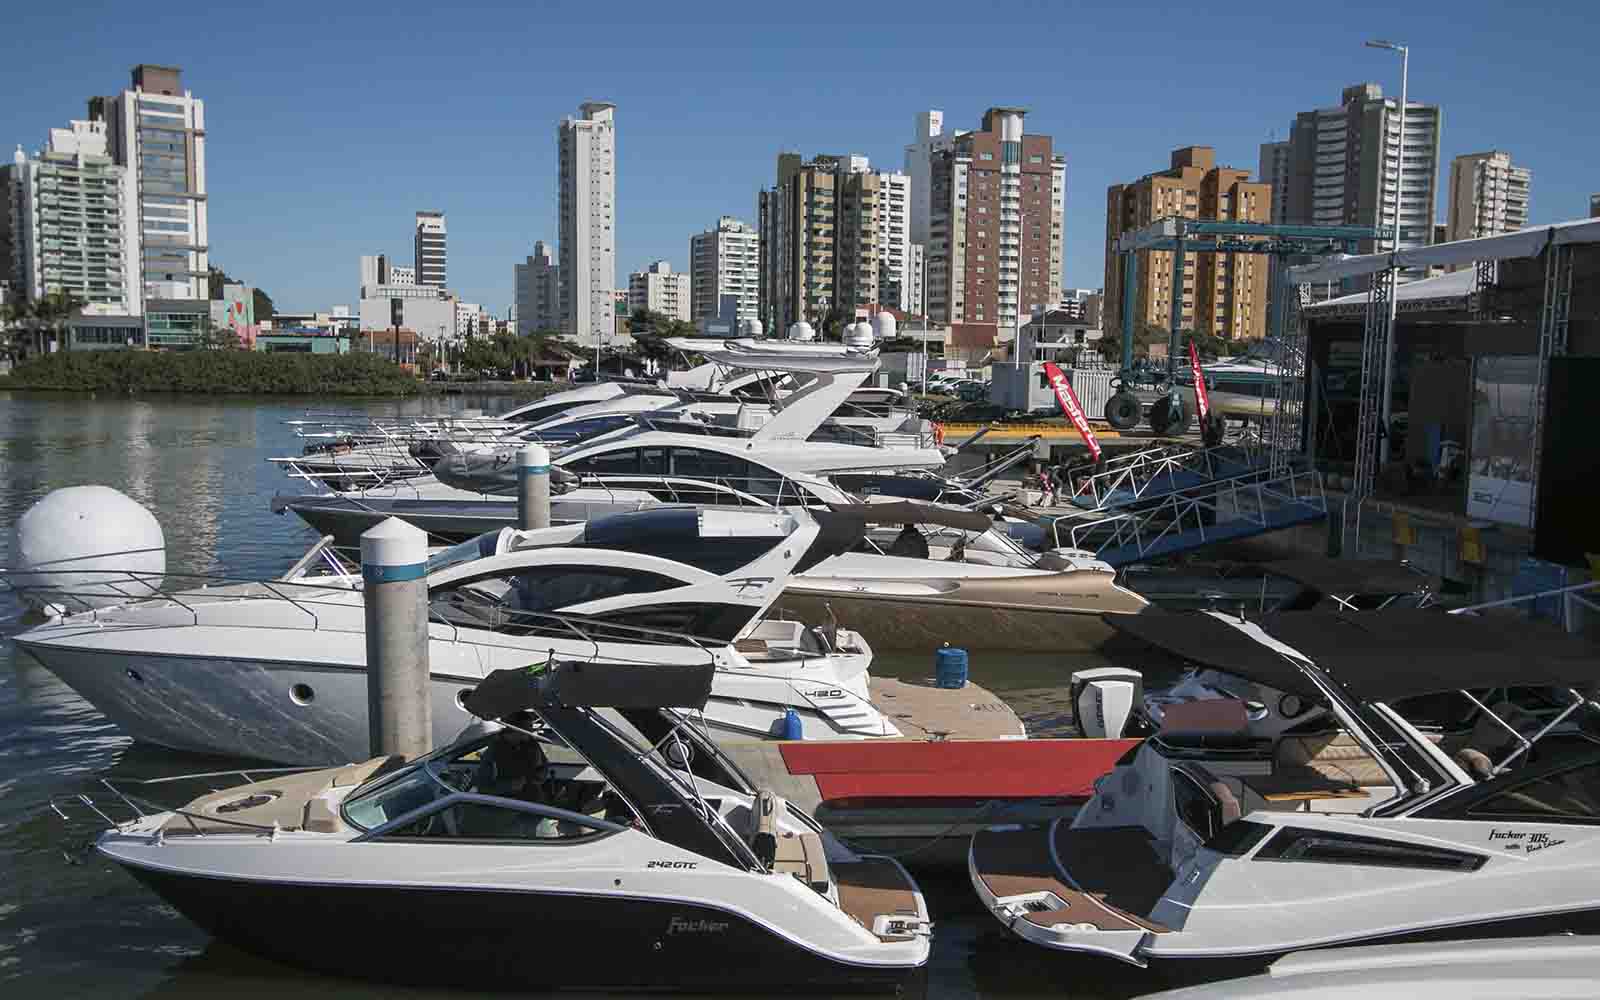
(114, 860, 923, 993)
(773, 591, 1126, 652)
(14, 642, 874, 765)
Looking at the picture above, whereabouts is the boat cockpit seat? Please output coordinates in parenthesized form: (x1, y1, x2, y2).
(745, 787, 782, 866)
(771, 829, 832, 893)
(1275, 732, 1392, 787)
(1210, 778, 1243, 826)
(886, 524, 930, 560)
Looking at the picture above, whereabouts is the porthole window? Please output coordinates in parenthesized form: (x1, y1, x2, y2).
(290, 683, 316, 706)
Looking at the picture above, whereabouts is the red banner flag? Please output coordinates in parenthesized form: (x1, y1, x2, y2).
(1188, 340, 1210, 422)
(1042, 362, 1101, 462)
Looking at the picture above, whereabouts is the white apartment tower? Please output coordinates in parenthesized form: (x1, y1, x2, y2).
(558, 101, 618, 346)
(905, 243, 926, 316)
(627, 260, 690, 323)
(689, 216, 758, 322)
(1446, 151, 1531, 242)
(514, 239, 560, 335)
(11, 120, 137, 315)
(903, 110, 953, 247)
(89, 64, 207, 305)
(875, 171, 912, 311)
(414, 211, 446, 287)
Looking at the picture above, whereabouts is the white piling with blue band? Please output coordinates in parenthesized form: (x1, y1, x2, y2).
(518, 443, 551, 531)
(361, 517, 432, 760)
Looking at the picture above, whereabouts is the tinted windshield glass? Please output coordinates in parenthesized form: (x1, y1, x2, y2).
(425, 530, 504, 575)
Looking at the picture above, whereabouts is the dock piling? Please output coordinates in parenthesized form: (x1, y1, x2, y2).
(518, 443, 551, 530)
(361, 517, 432, 760)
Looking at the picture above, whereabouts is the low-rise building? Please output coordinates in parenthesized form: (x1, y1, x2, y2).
(627, 260, 690, 322)
(255, 328, 350, 354)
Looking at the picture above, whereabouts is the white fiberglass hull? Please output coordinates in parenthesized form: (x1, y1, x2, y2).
(15, 624, 884, 765)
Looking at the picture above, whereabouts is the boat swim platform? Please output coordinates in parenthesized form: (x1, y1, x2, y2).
(720, 731, 1140, 870)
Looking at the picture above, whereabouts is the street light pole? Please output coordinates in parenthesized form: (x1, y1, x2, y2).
(1367, 38, 1408, 466)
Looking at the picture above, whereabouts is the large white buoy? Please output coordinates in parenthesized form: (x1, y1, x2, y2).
(11, 486, 166, 613)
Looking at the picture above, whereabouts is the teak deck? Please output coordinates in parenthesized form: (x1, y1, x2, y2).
(832, 858, 922, 941)
(972, 822, 1172, 934)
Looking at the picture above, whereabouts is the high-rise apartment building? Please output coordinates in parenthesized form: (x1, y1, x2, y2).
(906, 243, 926, 316)
(835, 159, 883, 314)
(88, 64, 207, 308)
(1446, 151, 1531, 242)
(1103, 146, 1271, 341)
(874, 171, 912, 311)
(903, 110, 953, 247)
(1258, 141, 1291, 224)
(759, 153, 839, 335)
(514, 239, 560, 335)
(9, 120, 136, 315)
(627, 261, 690, 322)
(924, 107, 1065, 334)
(1281, 83, 1442, 275)
(558, 101, 618, 346)
(689, 217, 758, 323)
(413, 211, 446, 287)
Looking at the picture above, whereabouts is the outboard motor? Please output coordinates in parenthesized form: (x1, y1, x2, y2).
(1069, 667, 1144, 739)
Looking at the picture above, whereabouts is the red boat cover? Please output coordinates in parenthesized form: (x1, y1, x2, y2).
(778, 739, 1140, 803)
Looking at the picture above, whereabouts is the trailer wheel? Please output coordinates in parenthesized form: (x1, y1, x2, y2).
(1104, 392, 1142, 430)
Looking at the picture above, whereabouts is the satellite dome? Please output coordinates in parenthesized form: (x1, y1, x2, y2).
(788, 321, 816, 342)
(872, 312, 897, 340)
(842, 321, 874, 350)
(739, 317, 764, 338)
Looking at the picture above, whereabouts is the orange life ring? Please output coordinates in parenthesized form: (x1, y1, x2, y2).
(932, 422, 945, 447)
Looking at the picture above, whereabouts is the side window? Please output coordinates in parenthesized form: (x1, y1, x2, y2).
(1470, 762, 1600, 822)
(1171, 768, 1219, 842)
(668, 447, 751, 488)
(564, 448, 639, 475)
(506, 567, 681, 614)
(381, 799, 614, 842)
(430, 567, 681, 633)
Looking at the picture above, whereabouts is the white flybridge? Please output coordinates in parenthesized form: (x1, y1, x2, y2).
(12, 508, 914, 765)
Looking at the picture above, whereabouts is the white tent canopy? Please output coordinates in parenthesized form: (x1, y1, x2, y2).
(1288, 217, 1600, 285)
(1304, 268, 1477, 315)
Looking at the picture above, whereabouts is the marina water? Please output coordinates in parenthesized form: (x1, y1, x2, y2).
(0, 391, 1159, 998)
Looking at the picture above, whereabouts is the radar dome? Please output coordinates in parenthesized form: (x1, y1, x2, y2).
(788, 321, 816, 342)
(11, 485, 166, 613)
(739, 318, 764, 338)
(872, 312, 897, 341)
(843, 321, 875, 350)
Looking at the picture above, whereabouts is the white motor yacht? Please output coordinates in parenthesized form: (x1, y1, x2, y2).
(13, 507, 904, 765)
(81, 660, 931, 993)
(970, 608, 1600, 969)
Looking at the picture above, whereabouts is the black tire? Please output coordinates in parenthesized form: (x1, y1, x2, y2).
(1104, 392, 1142, 430)
(1201, 411, 1226, 447)
(1148, 396, 1190, 437)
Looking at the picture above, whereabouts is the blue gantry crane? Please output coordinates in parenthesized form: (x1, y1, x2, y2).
(1105, 218, 1372, 436)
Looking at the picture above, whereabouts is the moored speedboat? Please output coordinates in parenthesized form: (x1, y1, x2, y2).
(970, 608, 1600, 969)
(87, 660, 932, 993)
(12, 507, 930, 764)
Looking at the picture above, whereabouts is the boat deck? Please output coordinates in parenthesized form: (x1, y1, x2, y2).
(832, 857, 923, 941)
(971, 822, 1171, 934)
(866, 676, 1025, 741)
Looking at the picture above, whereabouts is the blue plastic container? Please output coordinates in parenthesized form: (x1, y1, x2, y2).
(935, 647, 969, 690)
(780, 707, 803, 740)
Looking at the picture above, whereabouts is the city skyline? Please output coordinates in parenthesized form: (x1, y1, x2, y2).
(2, 1, 1591, 316)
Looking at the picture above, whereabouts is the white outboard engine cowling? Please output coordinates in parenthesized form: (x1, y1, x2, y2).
(1069, 667, 1145, 738)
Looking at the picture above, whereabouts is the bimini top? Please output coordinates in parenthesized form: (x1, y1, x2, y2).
(1108, 608, 1600, 703)
(463, 660, 716, 719)
(1259, 558, 1436, 598)
(823, 499, 994, 534)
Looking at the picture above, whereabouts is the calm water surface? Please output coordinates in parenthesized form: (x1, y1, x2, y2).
(0, 391, 1173, 999)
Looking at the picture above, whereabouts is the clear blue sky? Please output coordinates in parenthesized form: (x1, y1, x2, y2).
(3, 1, 1595, 315)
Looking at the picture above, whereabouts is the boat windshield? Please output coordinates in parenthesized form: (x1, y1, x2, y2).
(425, 529, 509, 575)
